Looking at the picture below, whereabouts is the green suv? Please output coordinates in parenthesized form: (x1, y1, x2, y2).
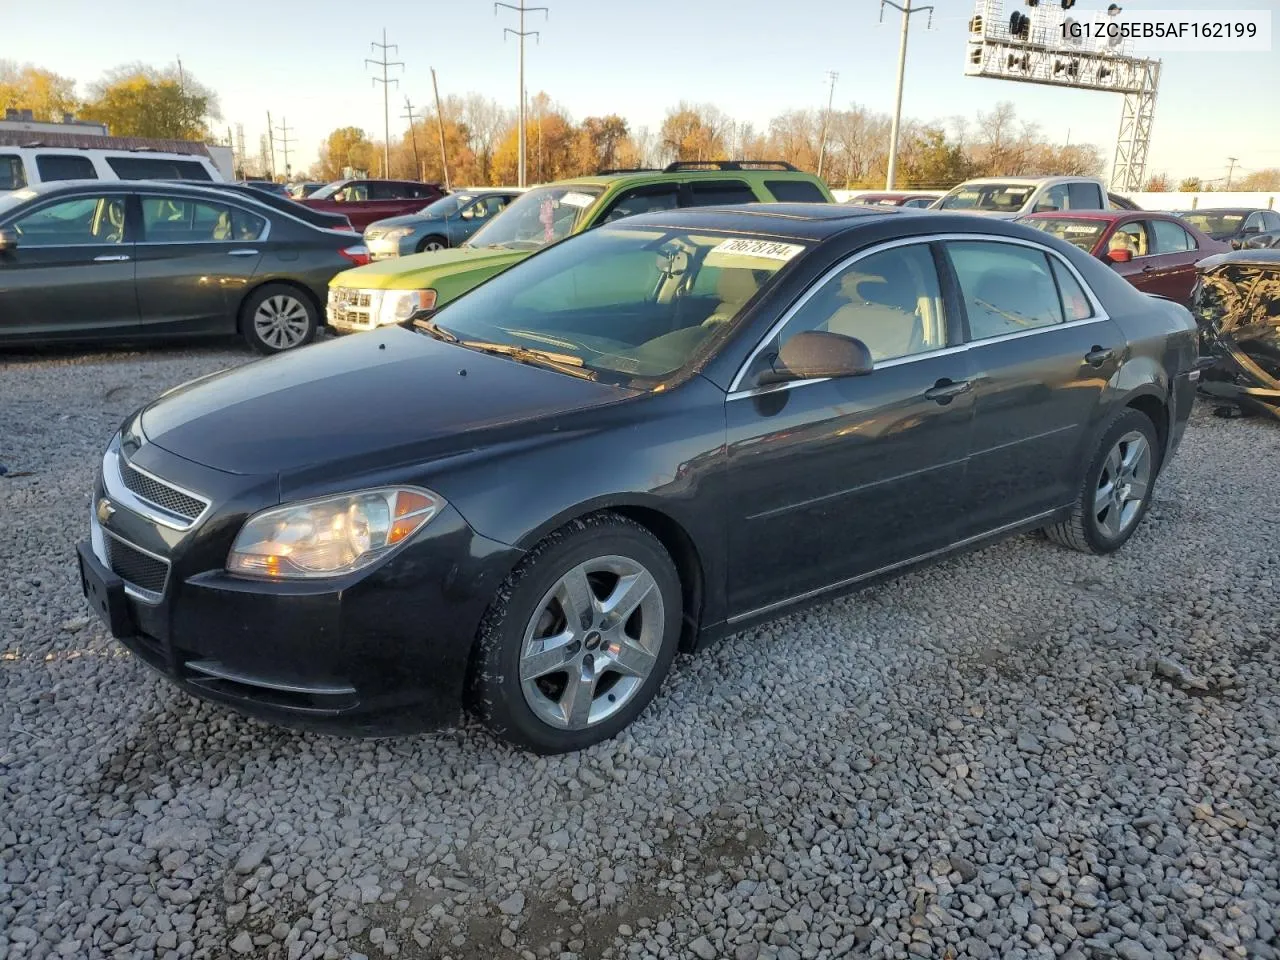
(325, 160, 833, 332)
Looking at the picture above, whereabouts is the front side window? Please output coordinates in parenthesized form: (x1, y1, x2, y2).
(1107, 221, 1150, 257)
(947, 241, 1064, 340)
(768, 243, 947, 365)
(765, 179, 827, 203)
(461, 195, 507, 220)
(1034, 184, 1070, 213)
(428, 227, 806, 381)
(1243, 212, 1265, 233)
(1151, 219, 1194, 254)
(600, 185, 681, 224)
(0, 154, 26, 190)
(35, 154, 98, 182)
(10, 196, 126, 246)
(142, 196, 266, 242)
(464, 183, 604, 250)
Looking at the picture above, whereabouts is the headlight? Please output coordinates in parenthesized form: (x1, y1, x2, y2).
(227, 487, 443, 579)
(377, 289, 437, 326)
(381, 227, 413, 241)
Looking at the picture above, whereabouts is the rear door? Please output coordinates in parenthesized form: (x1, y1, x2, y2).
(133, 192, 267, 336)
(0, 192, 138, 341)
(1147, 217, 1201, 303)
(944, 237, 1124, 536)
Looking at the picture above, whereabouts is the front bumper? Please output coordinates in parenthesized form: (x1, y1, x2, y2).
(79, 440, 522, 735)
(366, 235, 414, 260)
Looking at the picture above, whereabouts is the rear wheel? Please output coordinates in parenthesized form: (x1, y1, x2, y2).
(417, 235, 447, 253)
(469, 514, 682, 754)
(1044, 408, 1161, 554)
(241, 284, 317, 354)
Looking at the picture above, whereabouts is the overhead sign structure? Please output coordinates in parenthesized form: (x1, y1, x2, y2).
(963, 0, 1162, 191)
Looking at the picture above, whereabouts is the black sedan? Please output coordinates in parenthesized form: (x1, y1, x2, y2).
(1175, 208, 1280, 250)
(77, 204, 1199, 753)
(0, 180, 371, 353)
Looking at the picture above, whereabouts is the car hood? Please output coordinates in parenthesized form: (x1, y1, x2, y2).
(329, 245, 529, 291)
(367, 213, 440, 230)
(140, 327, 637, 478)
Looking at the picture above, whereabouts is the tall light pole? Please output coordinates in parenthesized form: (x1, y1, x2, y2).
(881, 0, 933, 189)
(366, 29, 403, 178)
(401, 98, 422, 180)
(495, 1, 548, 188)
(817, 70, 839, 179)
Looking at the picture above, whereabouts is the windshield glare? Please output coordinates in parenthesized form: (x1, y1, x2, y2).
(939, 183, 1033, 212)
(1180, 212, 1244, 239)
(1021, 217, 1107, 252)
(309, 182, 343, 200)
(464, 184, 603, 250)
(430, 227, 806, 381)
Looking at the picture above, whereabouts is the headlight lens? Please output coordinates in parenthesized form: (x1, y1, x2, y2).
(376, 289, 437, 326)
(381, 227, 413, 241)
(227, 487, 443, 579)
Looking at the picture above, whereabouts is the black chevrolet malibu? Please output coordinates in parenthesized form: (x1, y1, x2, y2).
(77, 203, 1199, 753)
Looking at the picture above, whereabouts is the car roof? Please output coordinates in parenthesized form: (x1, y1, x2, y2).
(547, 168, 824, 189)
(955, 176, 1100, 186)
(1180, 207, 1257, 215)
(1020, 210, 1131, 222)
(606, 202, 927, 240)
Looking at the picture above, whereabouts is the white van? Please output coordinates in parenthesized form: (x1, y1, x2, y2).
(0, 146, 223, 193)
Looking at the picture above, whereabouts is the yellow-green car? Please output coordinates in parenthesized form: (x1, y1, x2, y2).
(325, 161, 834, 332)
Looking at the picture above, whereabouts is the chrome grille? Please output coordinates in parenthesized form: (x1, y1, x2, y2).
(327, 287, 376, 328)
(104, 533, 170, 599)
(120, 460, 206, 521)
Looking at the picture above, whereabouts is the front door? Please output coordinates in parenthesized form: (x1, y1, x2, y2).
(724, 241, 975, 617)
(943, 238, 1125, 537)
(0, 193, 138, 341)
(133, 193, 267, 336)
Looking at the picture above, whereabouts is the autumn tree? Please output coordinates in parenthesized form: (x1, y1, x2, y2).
(659, 102, 728, 163)
(0, 61, 79, 121)
(1240, 168, 1280, 191)
(317, 127, 375, 180)
(580, 114, 630, 171)
(1144, 172, 1172, 191)
(1178, 176, 1203, 192)
(80, 64, 219, 139)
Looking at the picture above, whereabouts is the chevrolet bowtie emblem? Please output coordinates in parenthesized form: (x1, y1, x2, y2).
(96, 498, 116, 524)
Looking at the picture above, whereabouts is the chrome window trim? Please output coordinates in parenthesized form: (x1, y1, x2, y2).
(727, 232, 1110, 396)
(102, 528, 170, 605)
(102, 439, 211, 532)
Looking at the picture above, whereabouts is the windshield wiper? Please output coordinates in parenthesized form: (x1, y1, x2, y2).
(412, 316, 458, 342)
(460, 340, 597, 380)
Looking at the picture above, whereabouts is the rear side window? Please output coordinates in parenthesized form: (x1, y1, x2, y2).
(36, 154, 98, 181)
(1151, 219, 1195, 254)
(371, 182, 408, 200)
(947, 241, 1064, 340)
(142, 196, 266, 242)
(0, 154, 26, 190)
(687, 180, 757, 207)
(1068, 182, 1104, 209)
(764, 179, 826, 203)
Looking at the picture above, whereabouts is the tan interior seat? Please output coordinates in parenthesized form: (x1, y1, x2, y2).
(824, 270, 923, 361)
(702, 268, 762, 325)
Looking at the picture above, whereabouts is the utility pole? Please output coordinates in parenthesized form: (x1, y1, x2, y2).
(495, 0, 548, 188)
(817, 70, 839, 179)
(1226, 157, 1239, 189)
(266, 111, 277, 180)
(401, 97, 423, 183)
(880, 0, 933, 190)
(431, 68, 451, 191)
(273, 116, 295, 180)
(365, 29, 403, 178)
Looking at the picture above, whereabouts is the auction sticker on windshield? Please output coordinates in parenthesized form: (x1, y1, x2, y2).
(559, 192, 596, 208)
(710, 238, 805, 261)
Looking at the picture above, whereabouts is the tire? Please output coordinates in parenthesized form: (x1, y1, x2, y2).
(469, 513, 682, 754)
(417, 235, 448, 253)
(1044, 407, 1162, 555)
(241, 284, 318, 354)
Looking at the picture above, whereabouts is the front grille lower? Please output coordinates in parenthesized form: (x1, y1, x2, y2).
(120, 461, 206, 521)
(327, 287, 376, 328)
(105, 534, 170, 598)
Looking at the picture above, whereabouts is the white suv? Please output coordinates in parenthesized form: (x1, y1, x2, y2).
(0, 147, 223, 193)
(929, 176, 1109, 219)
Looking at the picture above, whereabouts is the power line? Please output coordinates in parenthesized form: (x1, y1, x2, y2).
(495, 1, 548, 188)
(365, 28, 404, 178)
(273, 116, 295, 178)
(880, 0, 933, 190)
(817, 71, 839, 180)
(1226, 157, 1239, 190)
(401, 97, 422, 181)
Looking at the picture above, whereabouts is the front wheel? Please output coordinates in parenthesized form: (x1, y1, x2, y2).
(469, 514, 682, 754)
(417, 235, 447, 253)
(1044, 407, 1161, 554)
(241, 284, 318, 354)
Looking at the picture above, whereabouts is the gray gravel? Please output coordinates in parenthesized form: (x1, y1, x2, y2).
(2, 344, 1278, 960)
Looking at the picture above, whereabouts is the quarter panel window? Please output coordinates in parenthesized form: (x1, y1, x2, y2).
(35, 154, 98, 181)
(768, 243, 948, 365)
(1151, 219, 1194, 254)
(1049, 258, 1095, 321)
(946, 241, 1064, 340)
(11, 196, 126, 246)
(0, 154, 26, 190)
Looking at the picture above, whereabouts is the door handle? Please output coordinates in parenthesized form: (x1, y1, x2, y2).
(93, 254, 131, 262)
(1084, 346, 1114, 367)
(924, 378, 972, 404)
(228, 249, 259, 257)
(1141, 264, 1154, 273)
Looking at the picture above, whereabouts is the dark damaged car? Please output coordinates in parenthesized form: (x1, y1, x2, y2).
(1193, 248, 1280, 420)
(77, 203, 1200, 754)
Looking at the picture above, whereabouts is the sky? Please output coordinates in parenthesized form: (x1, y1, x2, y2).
(10, 0, 1280, 184)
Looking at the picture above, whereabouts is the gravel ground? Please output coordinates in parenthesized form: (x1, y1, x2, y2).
(1, 343, 1278, 960)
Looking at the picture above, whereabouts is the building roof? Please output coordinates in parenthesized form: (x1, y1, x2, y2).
(0, 130, 213, 157)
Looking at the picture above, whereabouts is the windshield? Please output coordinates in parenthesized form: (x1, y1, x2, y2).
(427, 226, 807, 382)
(464, 184, 603, 250)
(419, 194, 470, 217)
(1179, 212, 1245, 240)
(1020, 217, 1107, 252)
(0, 188, 36, 218)
(308, 182, 344, 200)
(938, 183, 1034, 212)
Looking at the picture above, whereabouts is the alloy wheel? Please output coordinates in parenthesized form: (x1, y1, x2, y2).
(422, 239, 446, 252)
(519, 556, 664, 730)
(1094, 430, 1152, 538)
(253, 295, 311, 350)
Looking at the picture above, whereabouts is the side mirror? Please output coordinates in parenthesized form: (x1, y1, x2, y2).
(759, 330, 873, 385)
(1230, 239, 1243, 250)
(1106, 248, 1132, 264)
(0, 227, 16, 252)
(1241, 224, 1261, 235)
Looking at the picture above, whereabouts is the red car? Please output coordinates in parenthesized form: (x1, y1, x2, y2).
(1019, 210, 1229, 305)
(300, 179, 446, 232)
(847, 191, 941, 209)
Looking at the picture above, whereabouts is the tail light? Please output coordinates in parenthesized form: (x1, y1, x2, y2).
(340, 244, 371, 267)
